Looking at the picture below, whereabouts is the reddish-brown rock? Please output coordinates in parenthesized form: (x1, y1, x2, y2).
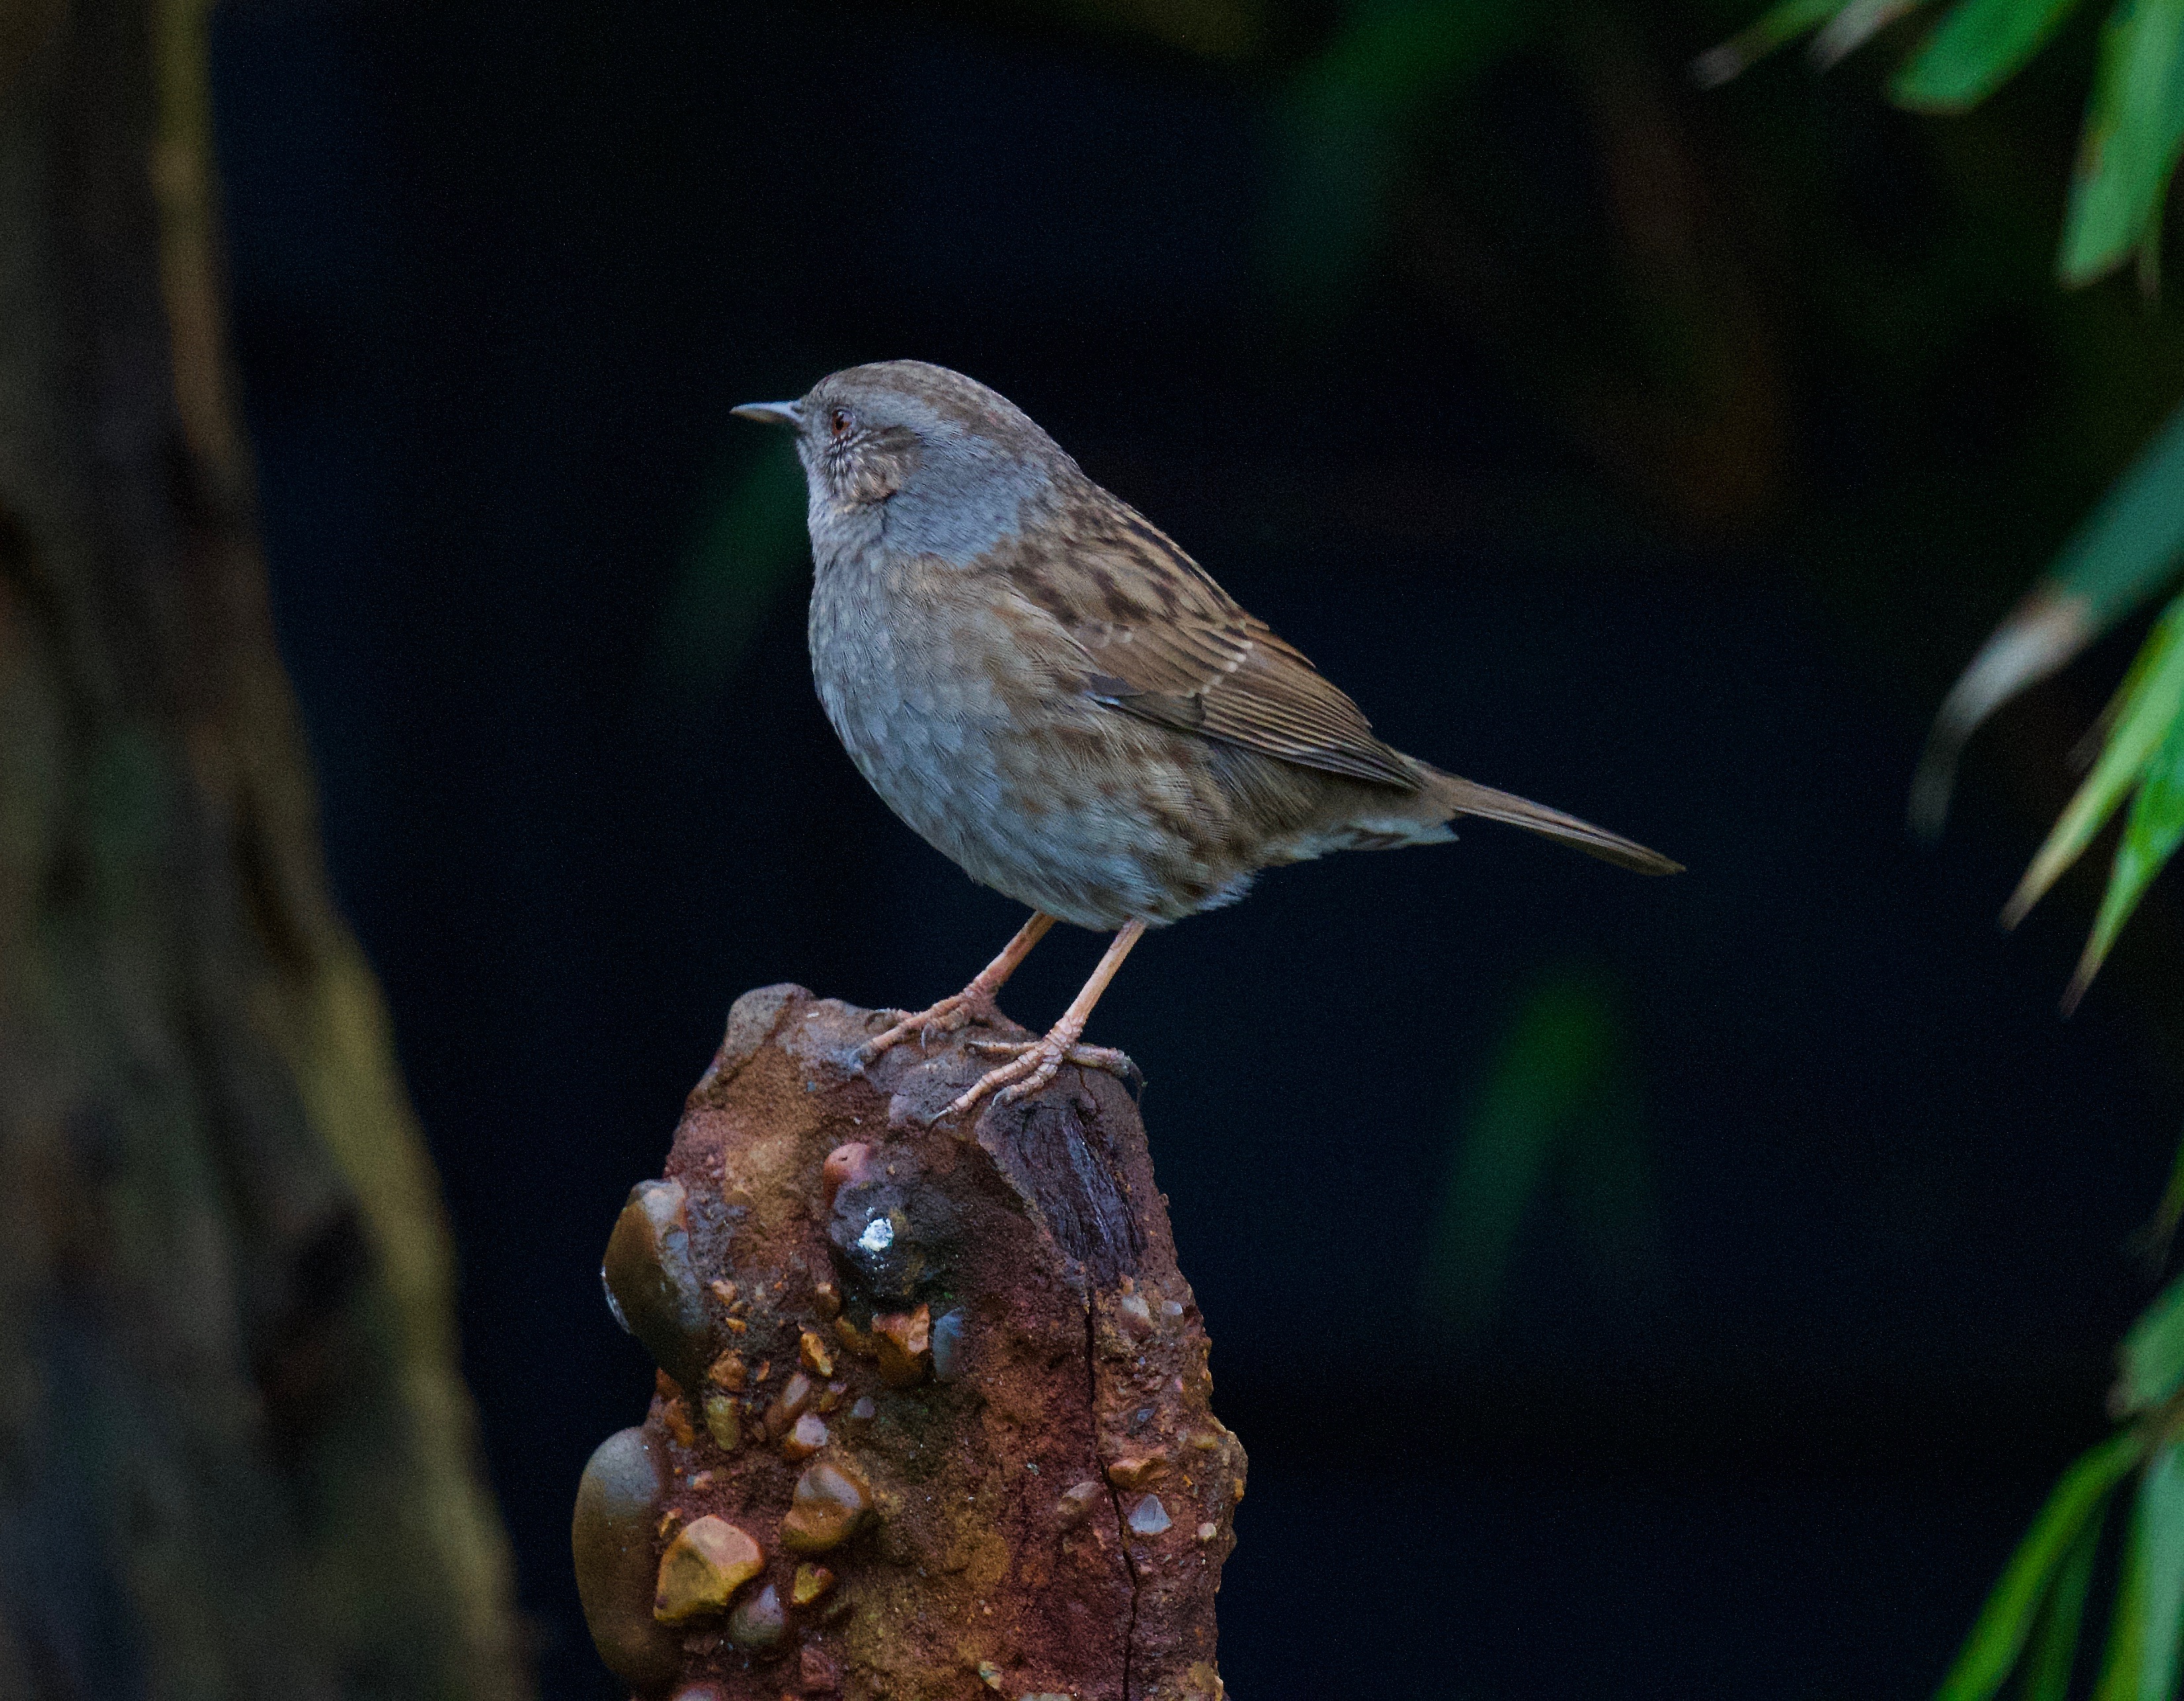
(576, 985, 1245, 1700)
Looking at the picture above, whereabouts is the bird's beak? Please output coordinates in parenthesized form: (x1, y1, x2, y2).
(731, 399, 803, 429)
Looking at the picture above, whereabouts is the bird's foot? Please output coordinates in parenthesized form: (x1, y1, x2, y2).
(947, 1035, 1137, 1120)
(860, 992, 1000, 1064)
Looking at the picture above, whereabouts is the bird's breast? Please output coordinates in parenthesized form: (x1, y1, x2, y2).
(807, 544, 1234, 928)
(808, 549, 1018, 833)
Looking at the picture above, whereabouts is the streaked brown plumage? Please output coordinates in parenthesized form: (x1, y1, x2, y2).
(734, 361, 1678, 1117)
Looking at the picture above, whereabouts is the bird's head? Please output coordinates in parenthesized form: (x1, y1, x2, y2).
(734, 361, 1071, 564)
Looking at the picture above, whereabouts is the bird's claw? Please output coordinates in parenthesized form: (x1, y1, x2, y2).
(965, 1037, 1131, 1071)
(859, 993, 994, 1064)
(947, 1038, 1137, 1119)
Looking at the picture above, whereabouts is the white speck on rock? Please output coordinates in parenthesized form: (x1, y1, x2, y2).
(858, 1217, 894, 1253)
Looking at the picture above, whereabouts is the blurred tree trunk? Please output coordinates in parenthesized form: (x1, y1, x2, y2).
(0, 2, 530, 1697)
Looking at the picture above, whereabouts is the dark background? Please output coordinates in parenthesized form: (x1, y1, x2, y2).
(207, 2, 2184, 1694)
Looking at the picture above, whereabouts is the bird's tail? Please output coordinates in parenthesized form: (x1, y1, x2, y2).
(1422, 767, 1682, 876)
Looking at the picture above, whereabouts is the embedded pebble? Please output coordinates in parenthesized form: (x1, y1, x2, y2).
(601, 1179, 714, 1391)
(814, 1280, 842, 1318)
(1106, 1456, 1160, 1491)
(572, 1427, 680, 1689)
(1056, 1481, 1103, 1528)
(653, 1515, 764, 1624)
(727, 1581, 786, 1649)
(830, 1177, 930, 1301)
(978, 1659, 1004, 1690)
(800, 1330, 834, 1378)
(846, 1395, 877, 1424)
(1116, 1294, 1154, 1338)
(782, 1413, 829, 1460)
(706, 1350, 745, 1391)
(765, 1372, 813, 1438)
(873, 1304, 932, 1388)
(930, 1309, 966, 1382)
(1128, 1496, 1170, 1536)
(791, 1562, 836, 1606)
(700, 1394, 740, 1452)
(780, 1458, 873, 1553)
(1197, 1522, 1217, 1541)
(817, 1380, 848, 1414)
(821, 1143, 872, 1209)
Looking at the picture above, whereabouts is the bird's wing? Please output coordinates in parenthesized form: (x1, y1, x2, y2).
(999, 492, 1421, 790)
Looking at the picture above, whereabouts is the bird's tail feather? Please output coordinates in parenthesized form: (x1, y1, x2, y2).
(1423, 767, 1681, 876)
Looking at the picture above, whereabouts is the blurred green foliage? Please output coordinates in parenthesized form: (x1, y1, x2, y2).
(1717, 0, 2184, 1024)
(1705, 0, 2184, 1688)
(1714, 0, 2184, 286)
(1890, 0, 2085, 111)
(1935, 1429, 2143, 1700)
(1266, 0, 1533, 303)
(1421, 967, 1656, 1337)
(648, 432, 807, 697)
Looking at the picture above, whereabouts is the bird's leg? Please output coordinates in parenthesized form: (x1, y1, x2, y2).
(860, 911, 1057, 1063)
(946, 919, 1146, 1120)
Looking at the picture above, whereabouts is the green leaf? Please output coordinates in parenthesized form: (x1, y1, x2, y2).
(2119, 1273, 2184, 1415)
(1813, 0, 1928, 69)
(2002, 595, 2184, 928)
(2144, 167, 2169, 294)
(2023, 1514, 2105, 1701)
(2069, 694, 2184, 1004)
(1892, 0, 2088, 112)
(1914, 400, 2184, 837)
(2099, 1484, 2152, 1701)
(2050, 411, 2184, 624)
(2136, 1448, 2184, 1701)
(2095, 1447, 2184, 1701)
(2059, 0, 2184, 286)
(1693, 0, 1859, 86)
(1940, 1430, 2149, 1701)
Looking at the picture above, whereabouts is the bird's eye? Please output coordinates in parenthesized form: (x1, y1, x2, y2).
(829, 407, 854, 440)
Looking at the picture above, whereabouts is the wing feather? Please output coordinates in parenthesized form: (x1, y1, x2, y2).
(1006, 489, 1420, 790)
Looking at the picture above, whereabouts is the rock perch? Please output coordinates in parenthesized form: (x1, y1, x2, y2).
(574, 985, 1245, 1700)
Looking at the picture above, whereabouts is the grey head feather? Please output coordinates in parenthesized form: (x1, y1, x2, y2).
(793, 361, 1071, 569)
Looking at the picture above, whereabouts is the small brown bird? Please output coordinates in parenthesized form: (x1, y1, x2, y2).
(735, 362, 1678, 1119)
